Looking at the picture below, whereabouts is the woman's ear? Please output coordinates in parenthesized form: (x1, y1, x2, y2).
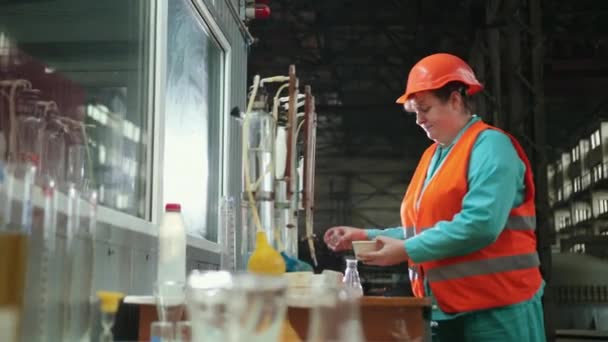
(449, 91, 463, 112)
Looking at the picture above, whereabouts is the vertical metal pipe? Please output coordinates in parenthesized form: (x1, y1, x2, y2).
(530, 0, 555, 338)
(303, 86, 317, 265)
(506, 0, 523, 134)
(487, 0, 503, 127)
(285, 66, 299, 249)
(468, 30, 486, 119)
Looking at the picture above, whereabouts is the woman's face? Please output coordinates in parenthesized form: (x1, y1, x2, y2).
(405, 91, 468, 145)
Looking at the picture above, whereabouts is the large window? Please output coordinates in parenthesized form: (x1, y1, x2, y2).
(564, 181, 572, 199)
(592, 163, 603, 183)
(557, 215, 571, 230)
(599, 199, 608, 215)
(590, 130, 601, 149)
(0, 0, 152, 218)
(573, 176, 581, 193)
(571, 146, 580, 162)
(162, 0, 225, 241)
(573, 207, 591, 224)
(571, 243, 585, 254)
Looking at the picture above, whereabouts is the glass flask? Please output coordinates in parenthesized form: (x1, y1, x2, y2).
(342, 258, 363, 297)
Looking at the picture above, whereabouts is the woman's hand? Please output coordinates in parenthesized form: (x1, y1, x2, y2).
(324, 226, 368, 251)
(358, 236, 409, 266)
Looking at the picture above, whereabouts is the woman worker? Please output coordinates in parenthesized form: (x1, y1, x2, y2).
(324, 53, 546, 341)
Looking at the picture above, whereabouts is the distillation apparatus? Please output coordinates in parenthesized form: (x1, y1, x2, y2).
(241, 65, 319, 270)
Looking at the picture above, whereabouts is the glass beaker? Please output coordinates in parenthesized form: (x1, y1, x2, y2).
(227, 273, 287, 342)
(185, 271, 233, 342)
(185, 271, 288, 342)
(307, 275, 365, 342)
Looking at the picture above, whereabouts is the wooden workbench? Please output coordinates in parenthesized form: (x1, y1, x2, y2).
(286, 296, 431, 341)
(123, 295, 431, 341)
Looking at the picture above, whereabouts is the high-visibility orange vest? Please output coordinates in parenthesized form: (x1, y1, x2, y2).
(401, 120, 542, 313)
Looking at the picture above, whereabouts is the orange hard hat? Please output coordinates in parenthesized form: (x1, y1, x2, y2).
(395, 53, 483, 104)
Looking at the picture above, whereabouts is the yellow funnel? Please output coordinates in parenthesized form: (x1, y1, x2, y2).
(96, 291, 125, 314)
(247, 231, 286, 275)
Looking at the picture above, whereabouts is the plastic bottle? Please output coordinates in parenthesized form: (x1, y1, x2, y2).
(342, 258, 363, 297)
(157, 203, 187, 284)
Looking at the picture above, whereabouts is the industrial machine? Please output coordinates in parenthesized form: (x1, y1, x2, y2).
(240, 65, 318, 270)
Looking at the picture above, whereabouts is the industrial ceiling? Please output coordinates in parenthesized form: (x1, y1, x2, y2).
(248, 0, 608, 159)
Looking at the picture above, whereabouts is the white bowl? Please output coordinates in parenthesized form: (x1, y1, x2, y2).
(352, 240, 379, 259)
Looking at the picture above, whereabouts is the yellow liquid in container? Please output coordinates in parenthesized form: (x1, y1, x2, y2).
(247, 231, 286, 275)
(0, 232, 28, 342)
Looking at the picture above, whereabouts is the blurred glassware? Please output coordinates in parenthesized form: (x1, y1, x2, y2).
(96, 291, 125, 342)
(307, 273, 365, 342)
(66, 144, 86, 190)
(150, 321, 175, 342)
(15, 89, 42, 165)
(155, 280, 186, 325)
(342, 258, 363, 297)
(186, 271, 288, 342)
(176, 321, 192, 342)
(39, 115, 67, 186)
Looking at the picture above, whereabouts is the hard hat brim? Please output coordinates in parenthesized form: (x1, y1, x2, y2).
(395, 83, 483, 105)
(395, 93, 408, 104)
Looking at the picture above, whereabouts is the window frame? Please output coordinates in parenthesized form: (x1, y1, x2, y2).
(0, 0, 241, 279)
(91, 0, 232, 253)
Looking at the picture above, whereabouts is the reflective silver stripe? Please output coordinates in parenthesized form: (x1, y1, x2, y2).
(414, 216, 535, 235)
(506, 216, 536, 231)
(404, 227, 415, 238)
(426, 252, 540, 282)
(409, 265, 422, 281)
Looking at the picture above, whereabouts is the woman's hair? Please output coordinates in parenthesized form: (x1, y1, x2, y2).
(431, 81, 474, 114)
